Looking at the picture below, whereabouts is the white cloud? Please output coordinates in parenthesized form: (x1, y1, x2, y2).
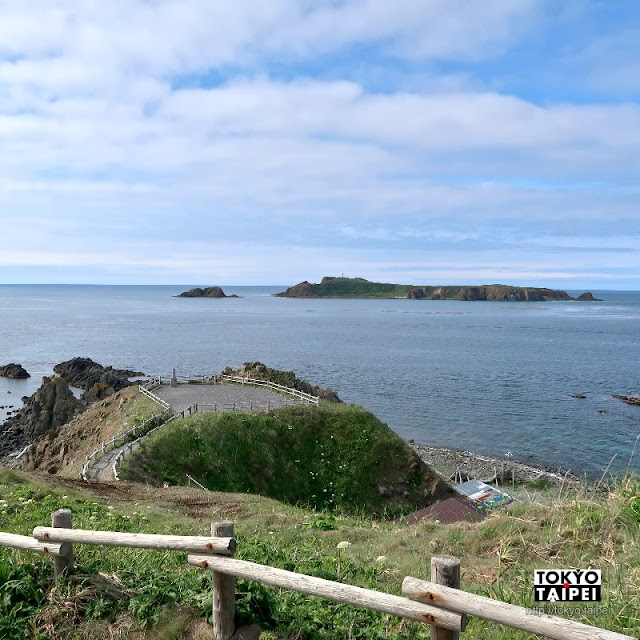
(0, 1, 637, 286)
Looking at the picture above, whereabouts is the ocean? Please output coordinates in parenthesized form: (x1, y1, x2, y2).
(1, 284, 638, 477)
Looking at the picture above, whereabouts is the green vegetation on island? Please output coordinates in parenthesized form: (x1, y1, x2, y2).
(275, 276, 602, 301)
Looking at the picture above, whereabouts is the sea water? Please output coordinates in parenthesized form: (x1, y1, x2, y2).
(0, 284, 638, 477)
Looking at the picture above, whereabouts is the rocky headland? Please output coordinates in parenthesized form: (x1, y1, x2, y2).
(0, 376, 83, 463)
(0, 358, 145, 464)
(275, 276, 601, 302)
(176, 286, 239, 298)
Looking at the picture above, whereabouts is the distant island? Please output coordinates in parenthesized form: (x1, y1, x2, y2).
(275, 277, 603, 302)
(175, 286, 239, 298)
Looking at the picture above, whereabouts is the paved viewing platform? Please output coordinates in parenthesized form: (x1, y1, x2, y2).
(153, 382, 303, 414)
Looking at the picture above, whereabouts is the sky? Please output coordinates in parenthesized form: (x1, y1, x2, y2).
(0, 1, 639, 288)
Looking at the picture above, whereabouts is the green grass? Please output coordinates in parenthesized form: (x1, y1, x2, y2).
(0, 470, 639, 638)
(310, 277, 413, 298)
(120, 404, 448, 515)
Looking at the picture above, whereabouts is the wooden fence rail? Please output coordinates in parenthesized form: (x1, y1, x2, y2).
(33, 527, 235, 556)
(1, 514, 635, 640)
(0, 531, 67, 557)
(402, 576, 632, 640)
(187, 554, 464, 631)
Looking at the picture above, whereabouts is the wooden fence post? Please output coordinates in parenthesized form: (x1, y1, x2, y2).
(211, 521, 236, 640)
(430, 556, 461, 640)
(51, 509, 74, 577)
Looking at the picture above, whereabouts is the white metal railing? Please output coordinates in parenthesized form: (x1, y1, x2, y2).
(139, 381, 171, 410)
(111, 404, 198, 481)
(220, 375, 319, 405)
(154, 371, 320, 405)
(81, 410, 170, 481)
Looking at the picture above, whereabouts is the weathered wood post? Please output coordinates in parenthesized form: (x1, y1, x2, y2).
(51, 509, 74, 577)
(211, 521, 236, 640)
(430, 556, 462, 640)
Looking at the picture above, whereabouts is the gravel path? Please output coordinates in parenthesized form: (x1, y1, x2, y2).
(85, 383, 303, 482)
(91, 447, 122, 482)
(154, 383, 304, 413)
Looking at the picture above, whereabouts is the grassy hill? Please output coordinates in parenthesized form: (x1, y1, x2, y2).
(120, 403, 452, 515)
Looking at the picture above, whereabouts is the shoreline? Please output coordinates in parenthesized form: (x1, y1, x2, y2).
(409, 440, 580, 487)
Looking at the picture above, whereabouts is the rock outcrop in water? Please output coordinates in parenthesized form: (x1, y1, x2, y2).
(0, 363, 30, 378)
(612, 395, 640, 406)
(576, 292, 602, 301)
(275, 277, 598, 302)
(176, 286, 239, 298)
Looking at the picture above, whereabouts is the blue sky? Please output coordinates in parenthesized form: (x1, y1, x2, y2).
(1, 1, 639, 288)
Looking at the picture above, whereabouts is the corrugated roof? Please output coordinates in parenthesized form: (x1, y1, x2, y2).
(403, 498, 485, 525)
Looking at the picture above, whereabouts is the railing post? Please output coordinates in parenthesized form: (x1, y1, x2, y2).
(51, 509, 74, 578)
(211, 521, 235, 640)
(430, 556, 462, 640)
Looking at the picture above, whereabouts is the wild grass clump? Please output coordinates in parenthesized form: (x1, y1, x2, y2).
(120, 404, 447, 514)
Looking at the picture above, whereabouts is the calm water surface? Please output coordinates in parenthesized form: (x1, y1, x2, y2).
(1, 285, 638, 477)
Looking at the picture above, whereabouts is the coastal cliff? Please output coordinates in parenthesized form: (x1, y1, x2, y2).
(275, 277, 598, 301)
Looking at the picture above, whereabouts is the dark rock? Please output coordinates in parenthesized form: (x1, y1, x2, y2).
(229, 361, 342, 403)
(577, 292, 603, 301)
(0, 376, 83, 462)
(53, 357, 140, 394)
(612, 394, 640, 406)
(0, 363, 30, 379)
(176, 286, 238, 298)
(82, 382, 116, 403)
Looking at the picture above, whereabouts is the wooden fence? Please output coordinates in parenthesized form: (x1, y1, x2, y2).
(0, 513, 634, 640)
